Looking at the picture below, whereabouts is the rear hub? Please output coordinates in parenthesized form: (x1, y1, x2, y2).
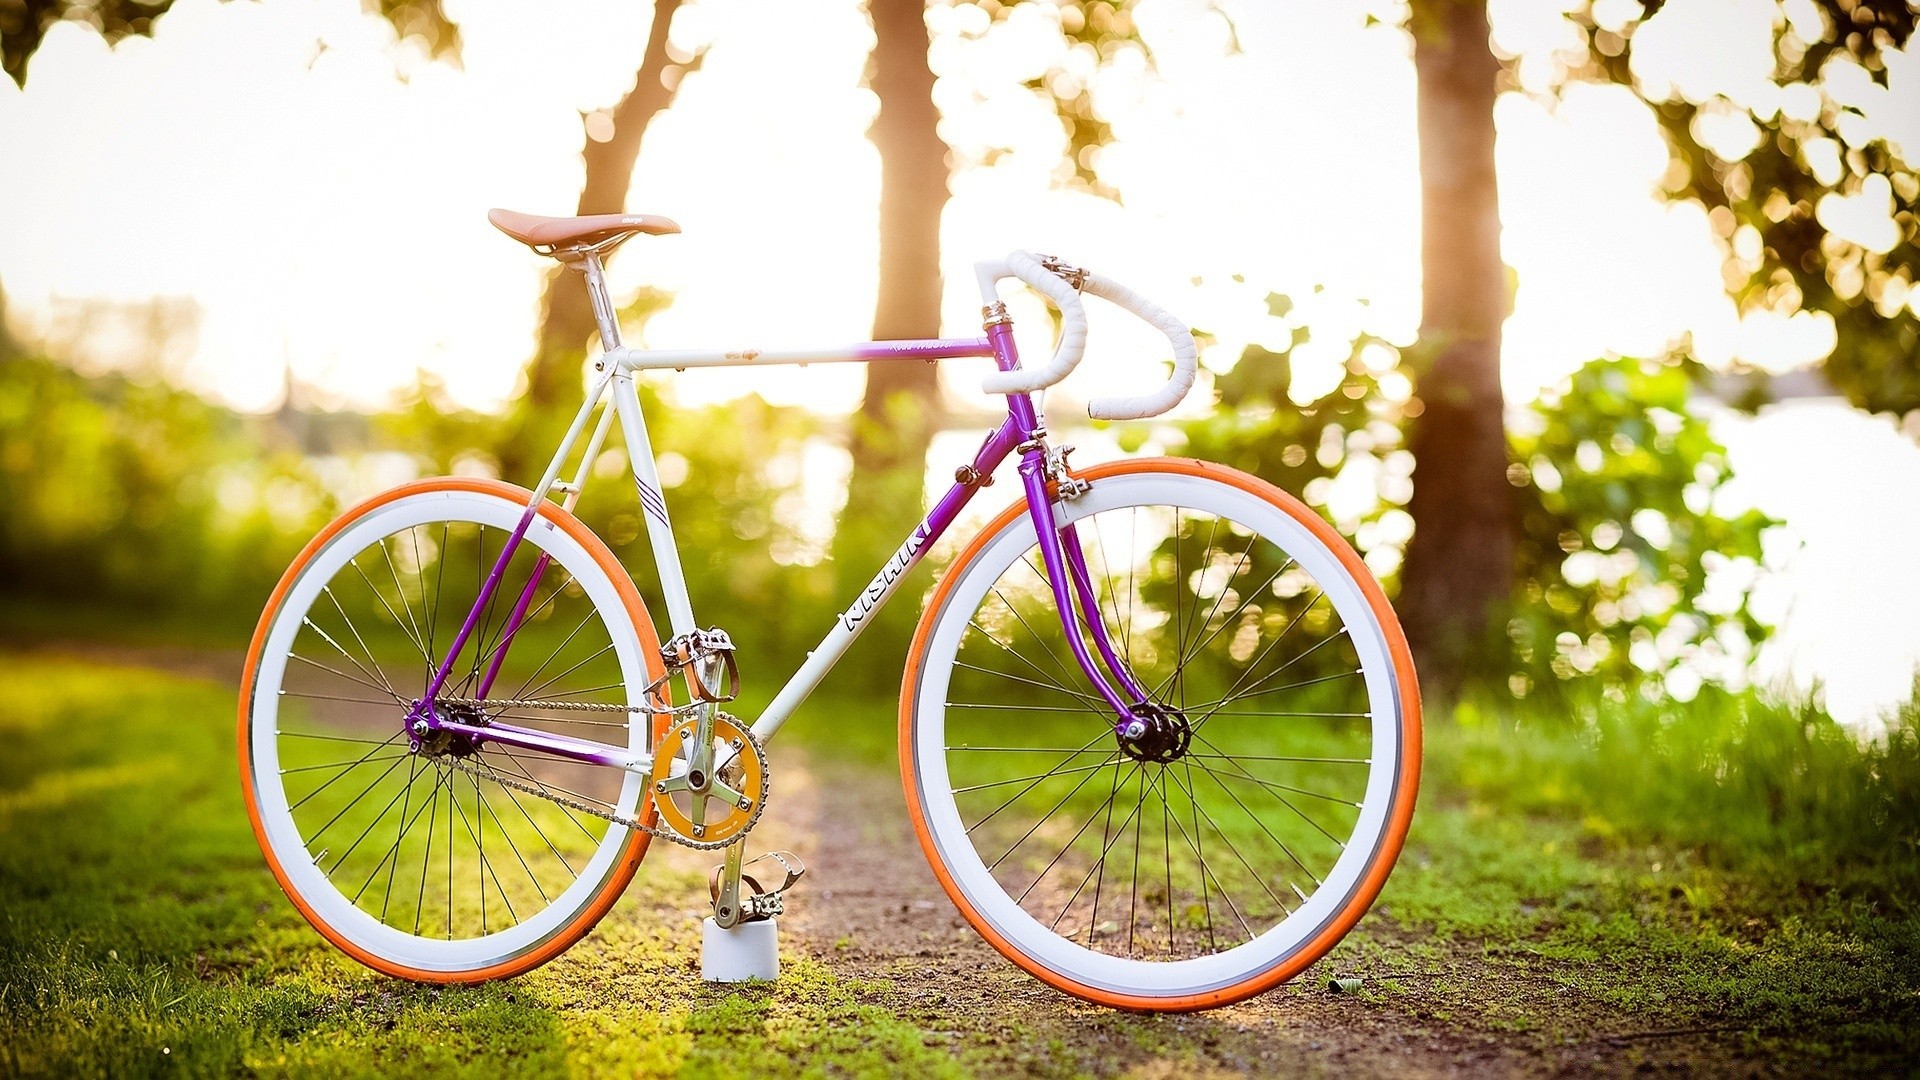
(413, 700, 487, 758)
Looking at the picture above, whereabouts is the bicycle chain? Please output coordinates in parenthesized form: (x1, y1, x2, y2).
(437, 724, 767, 852)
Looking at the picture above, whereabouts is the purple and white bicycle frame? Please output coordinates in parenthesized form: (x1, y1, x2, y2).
(406, 250, 1201, 775)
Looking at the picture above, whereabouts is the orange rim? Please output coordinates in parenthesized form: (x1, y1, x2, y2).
(898, 457, 1423, 1011)
(237, 477, 666, 983)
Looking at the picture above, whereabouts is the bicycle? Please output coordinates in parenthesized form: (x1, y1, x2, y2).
(238, 207, 1422, 1011)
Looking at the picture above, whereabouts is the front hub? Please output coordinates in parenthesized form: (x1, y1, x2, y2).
(1118, 701, 1191, 764)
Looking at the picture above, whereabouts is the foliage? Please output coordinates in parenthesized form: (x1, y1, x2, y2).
(1551, 0, 1920, 413)
(2, 0, 458, 87)
(1507, 356, 1777, 700)
(1178, 296, 1421, 586)
(1177, 299, 1776, 698)
(941, 0, 1236, 198)
(0, 353, 335, 625)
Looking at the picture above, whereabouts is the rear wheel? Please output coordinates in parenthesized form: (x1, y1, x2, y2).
(239, 478, 666, 982)
(900, 459, 1420, 1010)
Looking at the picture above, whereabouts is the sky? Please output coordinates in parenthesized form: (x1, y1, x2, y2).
(2, 0, 1918, 720)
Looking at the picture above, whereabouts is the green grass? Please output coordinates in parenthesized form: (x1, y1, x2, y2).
(2, 653, 1917, 1077)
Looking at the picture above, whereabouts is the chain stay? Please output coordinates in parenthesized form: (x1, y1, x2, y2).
(442, 737, 765, 851)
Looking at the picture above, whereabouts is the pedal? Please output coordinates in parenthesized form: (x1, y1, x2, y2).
(709, 850, 806, 924)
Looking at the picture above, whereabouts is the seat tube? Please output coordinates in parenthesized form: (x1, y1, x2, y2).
(990, 323, 1140, 734)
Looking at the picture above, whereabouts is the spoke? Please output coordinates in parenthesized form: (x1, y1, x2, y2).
(1183, 592, 1328, 726)
(378, 537, 431, 681)
(1154, 552, 1291, 703)
(1170, 507, 1185, 712)
(1059, 755, 1129, 936)
(1185, 752, 1372, 764)
(1188, 731, 1351, 850)
(349, 557, 433, 672)
(1192, 628, 1351, 732)
(995, 575, 1091, 697)
(471, 567, 578, 687)
(984, 749, 1127, 871)
(943, 700, 1110, 715)
(508, 607, 598, 702)
(302, 750, 411, 848)
(1052, 764, 1155, 946)
(324, 755, 421, 875)
(447, 773, 455, 939)
(947, 744, 1119, 753)
(1182, 755, 1216, 952)
(297, 613, 401, 699)
(952, 662, 1108, 708)
(1161, 763, 1293, 920)
(482, 751, 600, 853)
(969, 613, 1096, 711)
(1015, 760, 1136, 904)
(471, 772, 552, 904)
(429, 521, 449, 665)
(963, 730, 1112, 836)
(288, 731, 406, 812)
(354, 758, 429, 914)
(447, 772, 496, 934)
(319, 585, 399, 698)
(519, 643, 617, 702)
(953, 759, 1125, 794)
(414, 765, 443, 935)
(283, 754, 410, 777)
(1175, 753, 1328, 887)
(413, 525, 438, 671)
(1178, 518, 1249, 669)
(1197, 765, 1361, 806)
(1176, 669, 1364, 714)
(1090, 510, 1128, 665)
(1164, 766, 1251, 944)
(278, 730, 395, 746)
(1202, 710, 1371, 719)
(1127, 758, 1149, 954)
(281, 690, 404, 707)
(289, 652, 405, 702)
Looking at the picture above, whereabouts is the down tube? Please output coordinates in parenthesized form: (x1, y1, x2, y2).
(748, 418, 1025, 743)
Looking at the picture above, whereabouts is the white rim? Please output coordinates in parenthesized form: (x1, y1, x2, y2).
(245, 489, 648, 974)
(909, 471, 1409, 999)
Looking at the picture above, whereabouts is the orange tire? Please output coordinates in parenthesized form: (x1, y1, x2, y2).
(239, 477, 666, 983)
(899, 458, 1421, 1011)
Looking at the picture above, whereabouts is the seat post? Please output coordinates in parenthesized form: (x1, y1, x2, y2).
(579, 252, 624, 350)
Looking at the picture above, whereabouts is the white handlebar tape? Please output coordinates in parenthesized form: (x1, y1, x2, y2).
(1079, 271, 1199, 421)
(974, 251, 1199, 420)
(978, 251, 1090, 395)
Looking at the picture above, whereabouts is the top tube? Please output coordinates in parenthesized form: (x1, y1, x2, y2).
(615, 338, 994, 373)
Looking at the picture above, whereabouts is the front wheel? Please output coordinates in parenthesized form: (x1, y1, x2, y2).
(900, 458, 1421, 1011)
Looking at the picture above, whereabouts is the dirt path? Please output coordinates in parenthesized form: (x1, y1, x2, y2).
(54, 644, 1769, 1078)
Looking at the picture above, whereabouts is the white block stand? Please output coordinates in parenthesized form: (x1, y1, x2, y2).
(701, 917, 780, 982)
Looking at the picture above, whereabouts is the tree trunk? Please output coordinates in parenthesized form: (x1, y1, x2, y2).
(1398, 0, 1512, 694)
(502, 0, 687, 477)
(833, 0, 948, 619)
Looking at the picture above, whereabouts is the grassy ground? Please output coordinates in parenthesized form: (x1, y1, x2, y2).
(1, 651, 1916, 1077)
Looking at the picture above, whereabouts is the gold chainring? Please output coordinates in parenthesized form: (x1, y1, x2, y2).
(649, 713, 767, 846)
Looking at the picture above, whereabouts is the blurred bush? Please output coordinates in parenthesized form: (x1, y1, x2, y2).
(1507, 357, 1776, 703)
(0, 353, 334, 633)
(1175, 298, 1777, 703)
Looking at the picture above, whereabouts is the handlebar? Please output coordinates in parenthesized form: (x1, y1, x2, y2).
(974, 250, 1199, 421)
